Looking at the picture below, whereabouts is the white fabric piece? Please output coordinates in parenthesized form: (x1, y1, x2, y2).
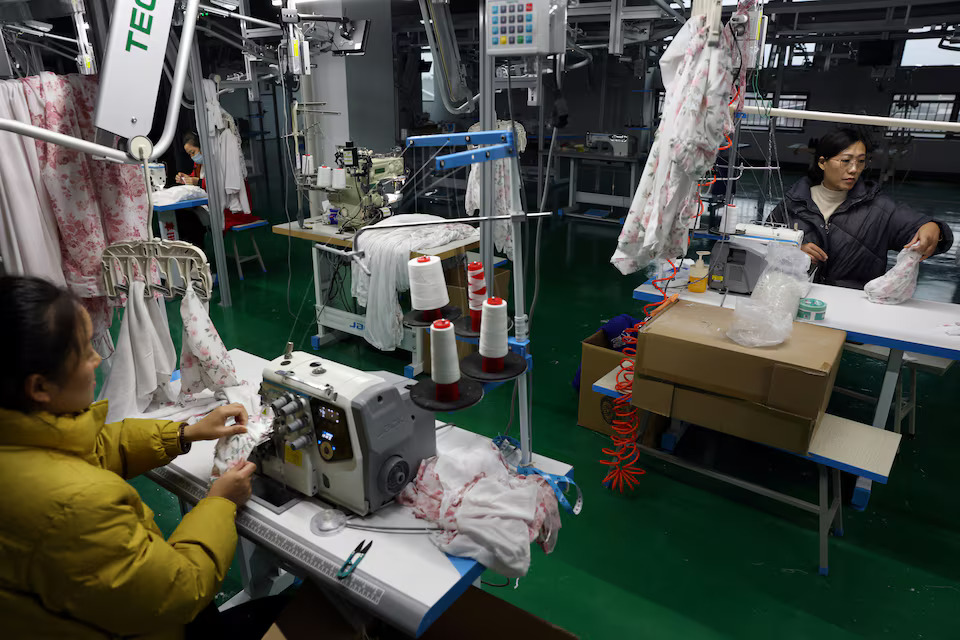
(398, 442, 561, 578)
(201, 78, 224, 136)
(611, 10, 739, 274)
(152, 185, 208, 206)
(351, 215, 478, 351)
(0, 79, 65, 284)
(98, 281, 177, 423)
(464, 120, 526, 258)
(864, 245, 923, 305)
(179, 287, 240, 399)
(199, 79, 250, 216)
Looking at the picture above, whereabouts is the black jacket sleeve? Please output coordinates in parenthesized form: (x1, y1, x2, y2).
(886, 199, 936, 252)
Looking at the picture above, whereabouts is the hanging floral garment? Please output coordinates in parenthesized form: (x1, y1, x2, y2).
(18, 72, 149, 354)
(610, 6, 753, 274)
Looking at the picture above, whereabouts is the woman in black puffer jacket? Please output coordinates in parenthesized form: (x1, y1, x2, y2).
(770, 128, 953, 289)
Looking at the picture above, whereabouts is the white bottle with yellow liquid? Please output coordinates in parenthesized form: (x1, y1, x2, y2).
(688, 251, 710, 293)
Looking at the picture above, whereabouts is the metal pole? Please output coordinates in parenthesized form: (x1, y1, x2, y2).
(723, 119, 741, 206)
(189, 42, 233, 307)
(479, 1, 496, 295)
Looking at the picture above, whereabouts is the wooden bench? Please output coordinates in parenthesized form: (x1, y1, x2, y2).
(593, 365, 902, 576)
(840, 343, 954, 436)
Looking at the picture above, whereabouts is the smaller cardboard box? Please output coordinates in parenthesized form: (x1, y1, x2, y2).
(577, 331, 627, 436)
(631, 301, 846, 453)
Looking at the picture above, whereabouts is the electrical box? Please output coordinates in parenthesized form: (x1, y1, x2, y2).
(486, 0, 567, 56)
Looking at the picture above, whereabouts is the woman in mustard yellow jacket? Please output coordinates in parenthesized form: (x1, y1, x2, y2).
(0, 276, 258, 639)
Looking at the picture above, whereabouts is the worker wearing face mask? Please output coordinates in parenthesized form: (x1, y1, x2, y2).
(176, 131, 206, 188)
(770, 128, 953, 289)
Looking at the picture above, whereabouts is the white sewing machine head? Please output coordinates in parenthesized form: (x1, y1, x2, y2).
(254, 351, 436, 516)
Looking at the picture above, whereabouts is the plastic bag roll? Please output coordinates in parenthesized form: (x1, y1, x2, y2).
(408, 255, 449, 311)
(479, 297, 509, 358)
(430, 320, 460, 385)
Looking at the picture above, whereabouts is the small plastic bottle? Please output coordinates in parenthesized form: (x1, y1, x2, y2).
(688, 251, 710, 293)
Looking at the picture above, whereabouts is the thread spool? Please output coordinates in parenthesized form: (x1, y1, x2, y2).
(479, 297, 509, 372)
(430, 319, 460, 402)
(467, 262, 485, 332)
(332, 167, 347, 189)
(317, 165, 332, 188)
(408, 256, 449, 313)
(302, 154, 313, 175)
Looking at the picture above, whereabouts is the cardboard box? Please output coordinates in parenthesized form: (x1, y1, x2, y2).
(631, 301, 846, 453)
(263, 581, 577, 639)
(422, 268, 510, 375)
(577, 331, 670, 445)
(577, 331, 627, 436)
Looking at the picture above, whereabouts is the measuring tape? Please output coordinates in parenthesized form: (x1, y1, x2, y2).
(493, 435, 583, 516)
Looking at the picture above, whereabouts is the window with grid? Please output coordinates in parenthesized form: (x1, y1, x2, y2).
(741, 93, 807, 131)
(887, 94, 957, 139)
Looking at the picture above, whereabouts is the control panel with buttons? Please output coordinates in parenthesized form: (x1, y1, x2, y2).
(486, 0, 566, 55)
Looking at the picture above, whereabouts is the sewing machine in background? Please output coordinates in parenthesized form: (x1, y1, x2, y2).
(585, 132, 636, 157)
(708, 223, 804, 294)
(253, 348, 436, 516)
(332, 143, 406, 230)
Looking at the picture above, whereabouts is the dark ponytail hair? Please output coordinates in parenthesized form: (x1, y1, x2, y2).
(0, 277, 83, 411)
(807, 127, 871, 182)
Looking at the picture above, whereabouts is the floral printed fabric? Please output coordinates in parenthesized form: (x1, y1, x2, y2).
(611, 6, 749, 274)
(464, 120, 527, 259)
(864, 245, 923, 305)
(179, 288, 239, 399)
(16, 72, 149, 356)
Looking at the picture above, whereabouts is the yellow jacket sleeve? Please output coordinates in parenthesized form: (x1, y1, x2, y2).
(32, 479, 238, 636)
(95, 418, 185, 478)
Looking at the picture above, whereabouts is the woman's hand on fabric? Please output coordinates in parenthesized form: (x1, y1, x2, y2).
(801, 242, 828, 263)
(906, 222, 941, 260)
(183, 403, 248, 442)
(208, 460, 256, 506)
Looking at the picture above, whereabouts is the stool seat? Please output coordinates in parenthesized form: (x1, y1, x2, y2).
(224, 215, 267, 280)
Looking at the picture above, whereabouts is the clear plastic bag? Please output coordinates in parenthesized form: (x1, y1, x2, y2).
(728, 244, 811, 347)
(864, 245, 922, 305)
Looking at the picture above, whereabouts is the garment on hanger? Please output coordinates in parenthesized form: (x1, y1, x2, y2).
(98, 280, 177, 423)
(351, 214, 478, 351)
(179, 287, 239, 399)
(0, 79, 64, 285)
(464, 120, 526, 259)
(610, 6, 745, 274)
(200, 79, 251, 216)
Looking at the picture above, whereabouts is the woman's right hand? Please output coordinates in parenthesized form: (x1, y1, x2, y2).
(208, 460, 256, 507)
(801, 242, 828, 264)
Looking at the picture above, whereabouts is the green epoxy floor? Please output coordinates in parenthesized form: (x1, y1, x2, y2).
(128, 187, 960, 638)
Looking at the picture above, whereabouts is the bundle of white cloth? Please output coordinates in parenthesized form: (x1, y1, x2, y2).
(398, 442, 561, 578)
(351, 214, 478, 351)
(98, 284, 240, 422)
(864, 245, 923, 305)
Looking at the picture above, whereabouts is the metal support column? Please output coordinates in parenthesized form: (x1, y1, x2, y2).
(724, 119, 741, 207)
(479, 1, 496, 295)
(189, 43, 233, 307)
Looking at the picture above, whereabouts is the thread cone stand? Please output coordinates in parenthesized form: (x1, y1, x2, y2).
(409, 378, 484, 412)
(460, 351, 527, 382)
(403, 305, 463, 328)
(453, 315, 513, 338)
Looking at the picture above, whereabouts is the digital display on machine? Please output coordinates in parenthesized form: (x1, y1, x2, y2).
(316, 405, 341, 424)
(320, 431, 334, 441)
(310, 398, 352, 462)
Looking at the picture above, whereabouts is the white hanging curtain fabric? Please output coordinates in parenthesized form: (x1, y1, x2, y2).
(97, 280, 178, 423)
(0, 79, 64, 285)
(179, 287, 240, 400)
(464, 120, 526, 259)
(610, 7, 746, 274)
(201, 79, 250, 216)
(351, 214, 478, 351)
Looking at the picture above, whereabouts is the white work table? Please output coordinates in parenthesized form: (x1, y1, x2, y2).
(273, 219, 484, 377)
(632, 277, 959, 509)
(145, 349, 571, 637)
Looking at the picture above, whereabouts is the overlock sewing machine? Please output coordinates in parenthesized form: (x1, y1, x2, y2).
(332, 142, 406, 230)
(252, 348, 436, 516)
